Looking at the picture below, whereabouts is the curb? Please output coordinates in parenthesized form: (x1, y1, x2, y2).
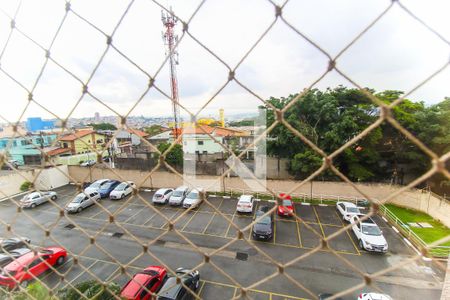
(0, 191, 29, 203)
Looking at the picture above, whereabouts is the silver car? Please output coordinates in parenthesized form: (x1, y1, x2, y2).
(65, 192, 100, 213)
(20, 191, 58, 208)
(152, 188, 174, 204)
(168, 186, 189, 206)
(182, 188, 204, 209)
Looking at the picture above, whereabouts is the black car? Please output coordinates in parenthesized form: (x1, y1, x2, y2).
(157, 268, 200, 300)
(252, 206, 274, 240)
(0, 248, 31, 268)
(0, 237, 31, 253)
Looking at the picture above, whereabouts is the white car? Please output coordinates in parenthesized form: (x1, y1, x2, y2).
(65, 192, 101, 213)
(358, 293, 392, 300)
(20, 191, 58, 208)
(351, 215, 388, 253)
(109, 181, 136, 200)
(183, 188, 204, 209)
(236, 195, 254, 213)
(80, 160, 96, 167)
(336, 201, 361, 222)
(84, 179, 110, 194)
(152, 188, 174, 204)
(168, 186, 189, 206)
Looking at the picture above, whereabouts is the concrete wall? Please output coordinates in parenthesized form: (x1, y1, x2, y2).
(0, 165, 69, 197)
(67, 166, 450, 227)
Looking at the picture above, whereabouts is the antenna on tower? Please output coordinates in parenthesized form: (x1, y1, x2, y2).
(161, 7, 181, 138)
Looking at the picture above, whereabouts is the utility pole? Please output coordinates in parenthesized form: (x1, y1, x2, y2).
(162, 7, 181, 139)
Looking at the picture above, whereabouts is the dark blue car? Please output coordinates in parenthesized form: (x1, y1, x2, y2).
(98, 180, 121, 198)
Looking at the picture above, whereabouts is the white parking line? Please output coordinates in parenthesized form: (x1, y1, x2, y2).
(392, 226, 399, 234)
(382, 216, 388, 222)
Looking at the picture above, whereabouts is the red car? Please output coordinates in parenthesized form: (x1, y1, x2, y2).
(0, 246, 67, 289)
(120, 265, 167, 299)
(277, 193, 294, 217)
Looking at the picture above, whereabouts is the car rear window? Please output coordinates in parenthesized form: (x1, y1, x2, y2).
(282, 200, 292, 206)
(347, 207, 359, 213)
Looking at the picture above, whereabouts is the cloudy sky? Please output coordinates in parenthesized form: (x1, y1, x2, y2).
(0, 0, 449, 123)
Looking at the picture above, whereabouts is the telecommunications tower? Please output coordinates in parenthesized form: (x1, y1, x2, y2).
(161, 8, 181, 138)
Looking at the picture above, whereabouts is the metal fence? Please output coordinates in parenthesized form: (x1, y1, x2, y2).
(0, 1, 449, 300)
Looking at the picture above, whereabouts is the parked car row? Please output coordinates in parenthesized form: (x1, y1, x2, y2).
(336, 201, 388, 253)
(1, 237, 200, 299)
(152, 187, 205, 210)
(121, 266, 200, 300)
(0, 237, 67, 290)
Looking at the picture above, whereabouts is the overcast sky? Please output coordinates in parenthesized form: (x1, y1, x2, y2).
(0, 0, 449, 123)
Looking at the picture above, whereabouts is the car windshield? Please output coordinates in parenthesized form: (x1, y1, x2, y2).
(173, 190, 184, 197)
(282, 200, 292, 206)
(347, 207, 359, 213)
(102, 182, 115, 189)
(362, 225, 382, 236)
(115, 183, 127, 191)
(72, 194, 85, 203)
(257, 216, 271, 225)
(89, 181, 103, 188)
(187, 191, 199, 199)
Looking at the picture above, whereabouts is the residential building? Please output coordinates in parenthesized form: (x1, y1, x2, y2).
(181, 125, 246, 159)
(26, 117, 55, 132)
(58, 129, 107, 155)
(112, 129, 149, 155)
(0, 127, 58, 165)
(148, 130, 172, 147)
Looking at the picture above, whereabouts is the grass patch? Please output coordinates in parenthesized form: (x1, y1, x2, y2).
(385, 204, 450, 247)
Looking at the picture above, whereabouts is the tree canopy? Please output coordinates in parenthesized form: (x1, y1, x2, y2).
(157, 142, 183, 168)
(88, 122, 117, 130)
(264, 87, 449, 183)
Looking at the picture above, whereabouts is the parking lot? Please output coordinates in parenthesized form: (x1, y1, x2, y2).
(0, 184, 445, 299)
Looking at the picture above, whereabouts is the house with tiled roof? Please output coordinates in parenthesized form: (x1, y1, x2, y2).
(58, 129, 107, 155)
(181, 125, 246, 159)
(112, 128, 150, 155)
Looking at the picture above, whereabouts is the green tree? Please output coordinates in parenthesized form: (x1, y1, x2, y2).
(289, 150, 322, 179)
(57, 280, 120, 300)
(264, 87, 382, 181)
(144, 125, 166, 136)
(88, 123, 117, 131)
(228, 119, 254, 127)
(157, 143, 183, 168)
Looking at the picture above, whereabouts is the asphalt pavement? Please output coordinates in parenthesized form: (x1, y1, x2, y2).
(0, 185, 445, 299)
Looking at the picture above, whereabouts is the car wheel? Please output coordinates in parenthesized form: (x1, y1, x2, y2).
(31, 203, 36, 209)
(77, 207, 82, 213)
(121, 193, 125, 199)
(359, 239, 364, 250)
(56, 256, 65, 266)
(20, 280, 29, 288)
(51, 195, 57, 200)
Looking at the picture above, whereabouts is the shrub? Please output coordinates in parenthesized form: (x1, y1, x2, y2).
(20, 181, 33, 192)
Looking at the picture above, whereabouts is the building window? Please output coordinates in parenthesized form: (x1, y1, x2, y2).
(63, 143, 68, 148)
(203, 151, 207, 155)
(197, 141, 204, 145)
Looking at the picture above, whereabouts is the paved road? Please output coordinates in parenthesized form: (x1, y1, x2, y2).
(0, 185, 445, 299)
